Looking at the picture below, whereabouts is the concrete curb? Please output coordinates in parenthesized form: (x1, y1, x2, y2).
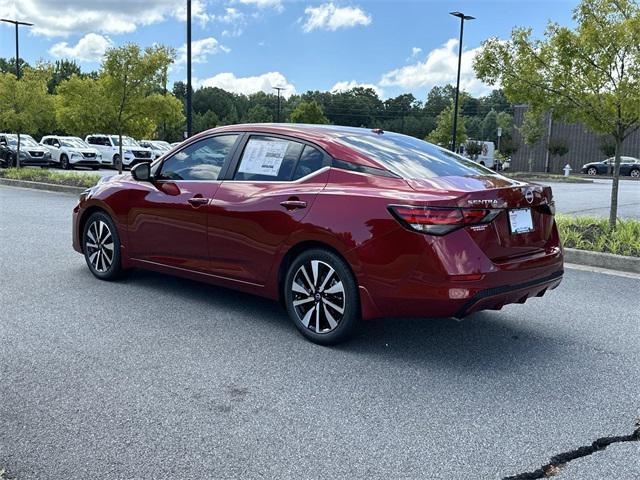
(564, 248, 640, 274)
(0, 178, 85, 195)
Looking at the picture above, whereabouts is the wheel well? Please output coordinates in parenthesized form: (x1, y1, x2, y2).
(277, 240, 357, 304)
(78, 206, 109, 252)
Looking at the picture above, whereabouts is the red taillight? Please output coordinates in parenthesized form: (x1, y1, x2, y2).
(389, 205, 499, 235)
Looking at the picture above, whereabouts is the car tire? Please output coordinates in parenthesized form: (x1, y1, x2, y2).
(587, 167, 598, 176)
(82, 211, 124, 281)
(60, 154, 71, 170)
(284, 248, 360, 345)
(630, 169, 640, 178)
(113, 154, 121, 170)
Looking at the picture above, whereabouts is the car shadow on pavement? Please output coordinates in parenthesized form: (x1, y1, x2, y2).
(109, 268, 566, 374)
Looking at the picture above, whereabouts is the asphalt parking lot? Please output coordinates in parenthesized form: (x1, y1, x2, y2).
(543, 179, 639, 220)
(1, 186, 638, 480)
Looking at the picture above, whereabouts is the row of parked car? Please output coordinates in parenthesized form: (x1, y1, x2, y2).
(0, 133, 182, 170)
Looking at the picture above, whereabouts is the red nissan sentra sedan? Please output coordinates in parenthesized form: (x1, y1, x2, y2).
(72, 124, 563, 344)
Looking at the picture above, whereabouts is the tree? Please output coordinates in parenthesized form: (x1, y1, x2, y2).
(55, 75, 110, 137)
(0, 68, 55, 167)
(465, 116, 483, 139)
(482, 110, 498, 142)
(474, 0, 640, 228)
(547, 138, 570, 172)
(47, 59, 83, 93)
(427, 103, 466, 148)
(193, 110, 219, 134)
(101, 44, 177, 173)
(517, 111, 546, 172)
(599, 135, 616, 158)
(0, 57, 29, 75)
(289, 100, 329, 124)
(245, 104, 273, 123)
(465, 141, 484, 160)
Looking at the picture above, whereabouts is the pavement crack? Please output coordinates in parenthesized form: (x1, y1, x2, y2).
(502, 419, 640, 479)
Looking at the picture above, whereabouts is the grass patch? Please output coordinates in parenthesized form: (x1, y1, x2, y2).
(0, 167, 101, 188)
(507, 172, 593, 183)
(557, 215, 640, 257)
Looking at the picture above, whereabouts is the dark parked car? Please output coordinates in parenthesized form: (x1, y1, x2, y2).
(581, 156, 640, 177)
(0, 133, 53, 167)
(72, 124, 564, 344)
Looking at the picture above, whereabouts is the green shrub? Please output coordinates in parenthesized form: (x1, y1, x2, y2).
(0, 168, 101, 188)
(556, 215, 640, 257)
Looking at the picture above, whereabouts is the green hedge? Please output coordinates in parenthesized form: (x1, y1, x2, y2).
(557, 215, 640, 257)
(0, 168, 101, 188)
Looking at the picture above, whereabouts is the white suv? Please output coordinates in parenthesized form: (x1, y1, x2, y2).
(85, 134, 153, 169)
(40, 135, 102, 170)
(139, 140, 172, 159)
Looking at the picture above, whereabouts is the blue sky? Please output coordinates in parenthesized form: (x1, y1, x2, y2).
(0, 0, 579, 99)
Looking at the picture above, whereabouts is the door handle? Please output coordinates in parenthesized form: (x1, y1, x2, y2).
(188, 197, 210, 207)
(280, 199, 307, 210)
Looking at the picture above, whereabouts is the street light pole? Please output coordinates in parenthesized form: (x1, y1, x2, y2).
(273, 87, 285, 123)
(186, 0, 193, 138)
(1, 18, 34, 168)
(449, 11, 474, 152)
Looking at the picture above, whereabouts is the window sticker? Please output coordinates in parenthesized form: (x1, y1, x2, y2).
(238, 139, 289, 177)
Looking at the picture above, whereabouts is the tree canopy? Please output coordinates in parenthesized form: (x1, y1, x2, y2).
(474, 0, 640, 227)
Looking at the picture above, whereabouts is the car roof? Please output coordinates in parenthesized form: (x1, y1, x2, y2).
(199, 123, 404, 169)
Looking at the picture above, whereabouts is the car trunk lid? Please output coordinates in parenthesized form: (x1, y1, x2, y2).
(406, 175, 556, 262)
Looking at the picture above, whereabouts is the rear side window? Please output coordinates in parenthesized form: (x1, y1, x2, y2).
(337, 132, 497, 179)
(292, 146, 325, 180)
(159, 135, 238, 181)
(234, 136, 304, 181)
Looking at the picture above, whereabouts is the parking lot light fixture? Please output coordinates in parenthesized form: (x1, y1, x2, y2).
(186, 0, 193, 138)
(1, 18, 34, 168)
(449, 11, 474, 153)
(273, 86, 285, 123)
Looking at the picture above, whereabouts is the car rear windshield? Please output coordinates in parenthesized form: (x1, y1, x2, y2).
(337, 132, 497, 179)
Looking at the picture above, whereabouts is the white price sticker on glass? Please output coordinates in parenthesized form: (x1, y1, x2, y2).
(238, 139, 289, 177)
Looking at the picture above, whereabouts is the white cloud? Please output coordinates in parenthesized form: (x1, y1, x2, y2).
(380, 39, 492, 97)
(48, 33, 112, 62)
(171, 0, 211, 26)
(408, 47, 422, 60)
(302, 3, 371, 33)
(176, 37, 230, 65)
(213, 7, 245, 23)
(3, 0, 211, 37)
(331, 80, 383, 98)
(236, 0, 283, 10)
(199, 72, 295, 97)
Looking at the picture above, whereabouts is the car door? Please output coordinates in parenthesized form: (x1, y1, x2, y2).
(0, 135, 10, 165)
(207, 135, 331, 285)
(127, 134, 241, 273)
(47, 138, 62, 163)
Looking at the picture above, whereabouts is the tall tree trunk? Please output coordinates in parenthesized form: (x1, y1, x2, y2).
(608, 136, 622, 229)
(16, 132, 21, 169)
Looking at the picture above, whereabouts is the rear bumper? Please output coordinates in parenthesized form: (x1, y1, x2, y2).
(453, 269, 563, 318)
(354, 221, 564, 320)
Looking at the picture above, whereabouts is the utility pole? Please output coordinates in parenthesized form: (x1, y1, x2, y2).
(1, 18, 34, 168)
(186, 0, 193, 138)
(449, 12, 474, 152)
(273, 87, 285, 123)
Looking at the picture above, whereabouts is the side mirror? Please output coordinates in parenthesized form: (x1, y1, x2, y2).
(131, 162, 151, 182)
